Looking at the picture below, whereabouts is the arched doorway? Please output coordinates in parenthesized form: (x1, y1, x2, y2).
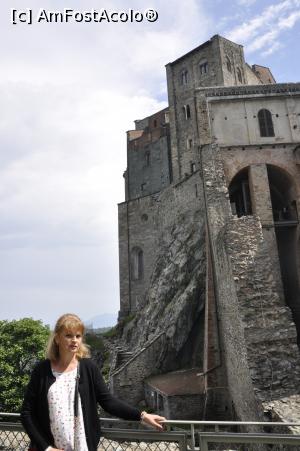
(229, 167, 252, 217)
(267, 165, 300, 344)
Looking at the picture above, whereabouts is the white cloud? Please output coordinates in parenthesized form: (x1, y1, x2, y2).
(0, 0, 210, 324)
(226, 0, 300, 56)
(237, 0, 257, 6)
(261, 41, 283, 57)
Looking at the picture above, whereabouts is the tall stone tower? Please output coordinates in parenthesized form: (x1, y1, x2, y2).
(113, 35, 300, 424)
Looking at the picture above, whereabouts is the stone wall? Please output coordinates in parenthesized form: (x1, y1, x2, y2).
(166, 394, 205, 420)
(127, 134, 171, 200)
(113, 173, 207, 404)
(165, 35, 263, 183)
(201, 142, 263, 422)
(208, 91, 300, 147)
(144, 384, 205, 420)
(245, 63, 262, 85)
(118, 195, 161, 317)
(166, 35, 229, 183)
(226, 216, 300, 401)
(218, 36, 246, 86)
(110, 333, 166, 405)
(118, 172, 204, 319)
(202, 141, 300, 425)
(116, 37, 300, 422)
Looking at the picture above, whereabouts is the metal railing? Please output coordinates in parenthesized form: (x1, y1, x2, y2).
(1, 413, 300, 450)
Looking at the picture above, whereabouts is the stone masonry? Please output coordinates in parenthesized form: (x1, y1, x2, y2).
(113, 34, 300, 424)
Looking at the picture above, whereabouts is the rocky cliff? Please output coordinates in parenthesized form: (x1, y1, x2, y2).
(119, 207, 205, 370)
(110, 178, 207, 404)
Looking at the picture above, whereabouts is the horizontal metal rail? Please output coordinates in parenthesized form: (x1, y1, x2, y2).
(2, 413, 300, 427)
(0, 422, 24, 431)
(102, 428, 187, 451)
(163, 419, 300, 426)
(2, 413, 300, 451)
(198, 432, 300, 451)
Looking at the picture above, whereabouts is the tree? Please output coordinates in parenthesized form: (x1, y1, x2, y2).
(0, 318, 50, 412)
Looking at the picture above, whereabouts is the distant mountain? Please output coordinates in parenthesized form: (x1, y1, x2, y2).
(84, 313, 118, 329)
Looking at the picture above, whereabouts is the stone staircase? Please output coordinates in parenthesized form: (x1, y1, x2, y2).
(116, 350, 134, 368)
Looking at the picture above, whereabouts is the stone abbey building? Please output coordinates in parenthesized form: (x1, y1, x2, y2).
(110, 35, 300, 424)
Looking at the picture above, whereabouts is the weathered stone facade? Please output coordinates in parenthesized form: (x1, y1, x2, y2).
(113, 34, 300, 425)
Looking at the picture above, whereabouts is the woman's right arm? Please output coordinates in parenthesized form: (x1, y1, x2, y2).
(20, 364, 53, 451)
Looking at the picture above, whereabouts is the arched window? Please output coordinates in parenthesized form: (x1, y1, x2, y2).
(237, 67, 242, 83)
(131, 247, 144, 280)
(182, 104, 191, 120)
(258, 109, 275, 137)
(226, 56, 232, 73)
(180, 69, 189, 85)
(199, 59, 208, 75)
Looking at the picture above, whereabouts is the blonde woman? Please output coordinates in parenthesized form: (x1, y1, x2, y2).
(21, 313, 165, 451)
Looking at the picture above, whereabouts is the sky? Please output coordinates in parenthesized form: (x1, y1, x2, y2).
(0, 0, 299, 328)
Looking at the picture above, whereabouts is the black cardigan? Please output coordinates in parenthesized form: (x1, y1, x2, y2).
(21, 358, 141, 451)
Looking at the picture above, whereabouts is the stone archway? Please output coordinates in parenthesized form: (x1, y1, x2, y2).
(267, 165, 300, 344)
(267, 164, 298, 223)
(229, 163, 300, 345)
(228, 167, 252, 217)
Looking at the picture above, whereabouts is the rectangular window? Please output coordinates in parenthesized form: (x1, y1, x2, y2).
(187, 138, 193, 149)
(199, 62, 208, 75)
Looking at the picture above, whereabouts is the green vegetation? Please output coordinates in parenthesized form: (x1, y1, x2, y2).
(102, 326, 118, 338)
(85, 331, 111, 381)
(0, 318, 50, 412)
(85, 331, 105, 354)
(102, 314, 136, 338)
(101, 355, 111, 381)
(0, 318, 126, 412)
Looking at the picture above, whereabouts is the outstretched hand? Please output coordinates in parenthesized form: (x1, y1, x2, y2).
(141, 412, 166, 431)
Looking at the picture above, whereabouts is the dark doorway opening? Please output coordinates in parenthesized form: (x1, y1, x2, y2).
(229, 168, 252, 217)
(267, 165, 300, 345)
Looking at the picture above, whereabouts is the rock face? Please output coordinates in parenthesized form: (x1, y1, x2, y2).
(110, 180, 206, 405)
(116, 33, 300, 425)
(111, 144, 300, 426)
(123, 210, 205, 358)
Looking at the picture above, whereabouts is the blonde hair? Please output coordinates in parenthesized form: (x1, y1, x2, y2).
(46, 313, 91, 361)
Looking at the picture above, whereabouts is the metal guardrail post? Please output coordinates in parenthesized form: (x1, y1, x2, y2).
(199, 434, 208, 451)
(190, 423, 195, 451)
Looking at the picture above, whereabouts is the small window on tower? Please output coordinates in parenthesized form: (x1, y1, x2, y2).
(180, 69, 189, 85)
(131, 247, 144, 281)
(187, 138, 193, 149)
(226, 56, 232, 73)
(145, 151, 150, 166)
(182, 104, 191, 120)
(199, 59, 208, 75)
(237, 67, 242, 83)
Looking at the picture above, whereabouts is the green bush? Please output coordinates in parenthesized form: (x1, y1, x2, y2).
(0, 318, 50, 412)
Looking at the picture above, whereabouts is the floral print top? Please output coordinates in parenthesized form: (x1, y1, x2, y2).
(48, 367, 88, 451)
